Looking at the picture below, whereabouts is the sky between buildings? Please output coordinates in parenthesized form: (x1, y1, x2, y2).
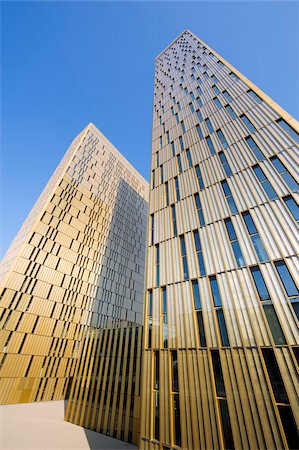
(1, 1, 299, 258)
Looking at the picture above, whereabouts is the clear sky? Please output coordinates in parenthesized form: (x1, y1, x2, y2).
(1, 1, 299, 258)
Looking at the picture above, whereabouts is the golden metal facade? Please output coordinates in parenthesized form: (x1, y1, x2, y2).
(66, 324, 143, 445)
(140, 30, 299, 450)
(0, 123, 148, 404)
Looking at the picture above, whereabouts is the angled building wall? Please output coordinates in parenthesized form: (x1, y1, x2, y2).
(0, 123, 148, 404)
(66, 324, 143, 445)
(140, 30, 299, 450)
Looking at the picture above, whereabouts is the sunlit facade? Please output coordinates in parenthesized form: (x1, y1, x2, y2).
(140, 30, 299, 450)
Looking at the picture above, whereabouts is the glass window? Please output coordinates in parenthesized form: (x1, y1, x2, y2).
(210, 275, 222, 307)
(225, 105, 237, 119)
(205, 118, 214, 133)
(180, 235, 189, 280)
(223, 90, 232, 102)
(192, 279, 201, 310)
(217, 129, 228, 148)
(219, 151, 232, 176)
(206, 136, 216, 155)
(194, 193, 205, 226)
(263, 302, 286, 345)
(217, 309, 230, 346)
(245, 136, 265, 161)
(173, 394, 181, 446)
(171, 141, 175, 157)
(165, 181, 169, 206)
(211, 350, 226, 397)
(196, 124, 203, 139)
(174, 176, 180, 201)
(186, 149, 193, 168)
(277, 118, 299, 142)
(197, 86, 202, 95)
(193, 230, 206, 276)
(275, 260, 299, 297)
(221, 180, 238, 214)
(211, 75, 218, 83)
(242, 211, 269, 262)
(212, 85, 220, 95)
(150, 214, 154, 245)
(197, 311, 206, 347)
(229, 71, 239, 81)
(240, 114, 256, 132)
(196, 110, 203, 122)
(213, 97, 222, 109)
(262, 348, 288, 403)
(189, 102, 194, 113)
(154, 351, 160, 389)
(171, 350, 179, 391)
(197, 97, 203, 108)
(195, 165, 204, 190)
(160, 165, 163, 184)
(171, 205, 177, 237)
(155, 244, 160, 287)
(219, 400, 235, 450)
(247, 89, 262, 104)
(253, 165, 278, 200)
(225, 218, 245, 267)
(181, 121, 186, 134)
(148, 290, 153, 317)
(250, 266, 271, 301)
(162, 286, 167, 314)
(277, 405, 299, 450)
(270, 156, 299, 191)
(179, 135, 184, 151)
(283, 195, 299, 223)
(177, 155, 182, 174)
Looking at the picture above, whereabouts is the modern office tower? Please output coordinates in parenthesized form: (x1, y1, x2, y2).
(0, 122, 148, 404)
(140, 30, 299, 450)
(66, 323, 143, 445)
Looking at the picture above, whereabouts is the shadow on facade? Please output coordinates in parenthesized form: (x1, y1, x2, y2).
(64, 177, 147, 448)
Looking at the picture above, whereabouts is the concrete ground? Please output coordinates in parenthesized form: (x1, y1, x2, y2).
(0, 400, 136, 450)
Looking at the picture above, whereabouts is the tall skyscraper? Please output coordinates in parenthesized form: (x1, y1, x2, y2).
(140, 30, 299, 450)
(0, 123, 148, 404)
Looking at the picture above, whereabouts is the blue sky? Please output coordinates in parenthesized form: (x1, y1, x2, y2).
(1, 1, 299, 258)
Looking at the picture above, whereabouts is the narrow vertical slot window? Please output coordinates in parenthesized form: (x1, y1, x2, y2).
(242, 211, 269, 262)
(253, 165, 278, 200)
(155, 244, 160, 287)
(186, 149, 193, 167)
(216, 129, 228, 148)
(180, 235, 189, 280)
(195, 165, 204, 190)
(193, 230, 206, 276)
(240, 114, 256, 132)
(171, 205, 177, 237)
(150, 214, 154, 245)
(245, 137, 265, 161)
(177, 155, 183, 174)
(221, 180, 238, 214)
(165, 181, 169, 206)
(250, 266, 286, 344)
(174, 176, 180, 201)
(270, 156, 299, 191)
(219, 151, 232, 176)
(224, 218, 245, 267)
(206, 136, 216, 155)
(194, 193, 205, 226)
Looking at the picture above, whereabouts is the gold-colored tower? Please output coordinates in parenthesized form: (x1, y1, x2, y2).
(139, 30, 299, 450)
(0, 123, 148, 405)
